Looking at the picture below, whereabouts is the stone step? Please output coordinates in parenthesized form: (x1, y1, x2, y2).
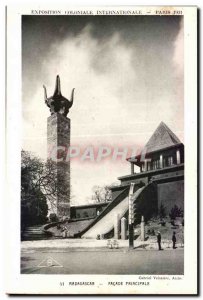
(21, 225, 51, 241)
(24, 229, 43, 233)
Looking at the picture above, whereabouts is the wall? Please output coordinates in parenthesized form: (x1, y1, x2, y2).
(70, 204, 108, 220)
(157, 180, 184, 214)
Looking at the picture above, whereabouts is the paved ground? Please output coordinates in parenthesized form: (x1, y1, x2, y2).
(21, 238, 183, 250)
(21, 248, 184, 275)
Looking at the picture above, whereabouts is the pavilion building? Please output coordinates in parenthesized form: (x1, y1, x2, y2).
(111, 121, 184, 214)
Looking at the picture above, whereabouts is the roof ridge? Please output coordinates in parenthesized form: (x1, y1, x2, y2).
(160, 122, 181, 143)
(144, 121, 181, 153)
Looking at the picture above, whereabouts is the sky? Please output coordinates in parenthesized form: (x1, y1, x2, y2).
(22, 15, 184, 205)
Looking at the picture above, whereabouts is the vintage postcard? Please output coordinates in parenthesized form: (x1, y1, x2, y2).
(5, 6, 197, 295)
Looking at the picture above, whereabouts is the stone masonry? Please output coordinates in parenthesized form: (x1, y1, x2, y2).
(47, 113, 71, 219)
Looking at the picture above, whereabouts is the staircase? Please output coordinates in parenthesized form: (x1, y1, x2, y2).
(81, 186, 145, 239)
(21, 225, 52, 241)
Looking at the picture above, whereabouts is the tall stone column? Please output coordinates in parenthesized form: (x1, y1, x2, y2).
(44, 75, 75, 220)
(47, 113, 71, 219)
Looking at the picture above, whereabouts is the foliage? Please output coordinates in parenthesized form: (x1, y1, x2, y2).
(49, 213, 58, 222)
(92, 185, 112, 203)
(21, 189, 48, 229)
(159, 220, 166, 226)
(169, 205, 184, 220)
(21, 150, 58, 229)
(171, 220, 175, 226)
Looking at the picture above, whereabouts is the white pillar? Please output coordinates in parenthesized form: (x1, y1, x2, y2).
(114, 214, 120, 239)
(160, 154, 163, 168)
(176, 149, 181, 164)
(141, 216, 145, 241)
(121, 217, 127, 240)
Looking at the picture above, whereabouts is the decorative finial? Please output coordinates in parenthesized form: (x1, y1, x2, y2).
(53, 75, 62, 97)
(43, 75, 75, 117)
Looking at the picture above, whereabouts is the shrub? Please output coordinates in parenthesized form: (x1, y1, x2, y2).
(49, 213, 58, 222)
(147, 229, 155, 236)
(169, 205, 183, 220)
(160, 220, 166, 226)
(171, 220, 175, 226)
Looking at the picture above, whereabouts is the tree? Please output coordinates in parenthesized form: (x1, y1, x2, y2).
(92, 185, 112, 203)
(21, 150, 58, 229)
(103, 186, 112, 202)
(169, 205, 184, 220)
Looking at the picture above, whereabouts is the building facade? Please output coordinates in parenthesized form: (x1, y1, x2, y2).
(111, 122, 184, 215)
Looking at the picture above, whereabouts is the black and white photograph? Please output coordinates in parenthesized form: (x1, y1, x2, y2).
(5, 6, 197, 295)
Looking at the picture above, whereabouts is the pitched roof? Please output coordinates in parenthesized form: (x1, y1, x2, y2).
(144, 121, 181, 153)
